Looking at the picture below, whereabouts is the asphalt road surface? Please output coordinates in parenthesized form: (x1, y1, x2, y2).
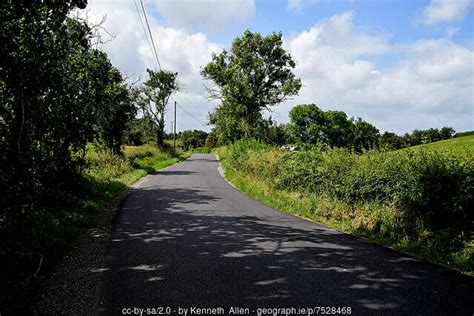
(97, 154, 473, 315)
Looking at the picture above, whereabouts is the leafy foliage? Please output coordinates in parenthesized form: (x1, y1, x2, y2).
(289, 104, 380, 151)
(380, 127, 457, 150)
(134, 69, 180, 146)
(180, 129, 208, 151)
(202, 30, 301, 141)
(225, 139, 474, 271)
(0, 1, 136, 312)
(124, 116, 158, 145)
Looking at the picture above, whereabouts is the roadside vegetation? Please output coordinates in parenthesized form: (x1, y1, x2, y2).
(200, 29, 473, 274)
(2, 142, 188, 313)
(217, 138, 473, 273)
(0, 2, 189, 313)
(2, 1, 472, 313)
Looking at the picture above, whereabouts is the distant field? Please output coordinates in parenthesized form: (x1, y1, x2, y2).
(410, 135, 474, 156)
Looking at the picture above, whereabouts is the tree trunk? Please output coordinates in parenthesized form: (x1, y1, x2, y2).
(156, 111, 165, 147)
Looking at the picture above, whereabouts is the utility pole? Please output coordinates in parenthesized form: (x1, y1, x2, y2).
(173, 101, 177, 152)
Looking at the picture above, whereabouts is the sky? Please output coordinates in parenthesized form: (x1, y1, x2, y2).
(85, 0, 474, 134)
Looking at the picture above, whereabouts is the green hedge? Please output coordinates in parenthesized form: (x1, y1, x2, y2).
(226, 139, 473, 269)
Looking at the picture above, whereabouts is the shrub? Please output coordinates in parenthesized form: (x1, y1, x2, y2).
(226, 139, 272, 167)
(85, 149, 132, 181)
(225, 142, 474, 253)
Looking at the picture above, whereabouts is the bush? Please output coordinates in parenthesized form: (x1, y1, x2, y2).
(123, 144, 172, 168)
(225, 140, 474, 255)
(180, 130, 208, 151)
(85, 149, 132, 181)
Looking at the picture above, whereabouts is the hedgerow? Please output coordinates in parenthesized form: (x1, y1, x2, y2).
(225, 139, 473, 270)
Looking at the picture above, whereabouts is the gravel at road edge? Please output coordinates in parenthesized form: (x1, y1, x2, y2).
(34, 189, 130, 315)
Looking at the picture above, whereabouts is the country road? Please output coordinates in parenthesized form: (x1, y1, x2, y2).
(96, 154, 473, 315)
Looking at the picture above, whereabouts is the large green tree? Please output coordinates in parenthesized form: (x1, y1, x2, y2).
(0, 2, 107, 209)
(289, 104, 380, 151)
(136, 69, 180, 146)
(202, 30, 301, 140)
(0, 3, 135, 310)
(351, 117, 380, 152)
(90, 53, 136, 155)
(289, 104, 327, 144)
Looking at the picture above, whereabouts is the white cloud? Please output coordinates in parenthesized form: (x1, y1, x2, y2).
(416, 0, 473, 26)
(288, 0, 303, 13)
(283, 12, 474, 133)
(82, 2, 474, 134)
(287, 0, 317, 13)
(85, 0, 223, 131)
(154, 0, 255, 33)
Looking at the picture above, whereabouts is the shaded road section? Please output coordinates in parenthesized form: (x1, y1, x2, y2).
(97, 154, 473, 315)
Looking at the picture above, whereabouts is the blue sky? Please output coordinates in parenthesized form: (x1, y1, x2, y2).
(88, 0, 474, 134)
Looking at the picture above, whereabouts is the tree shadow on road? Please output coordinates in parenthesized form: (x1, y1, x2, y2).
(98, 184, 474, 315)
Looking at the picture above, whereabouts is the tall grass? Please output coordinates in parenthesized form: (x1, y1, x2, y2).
(222, 139, 473, 272)
(1, 143, 188, 314)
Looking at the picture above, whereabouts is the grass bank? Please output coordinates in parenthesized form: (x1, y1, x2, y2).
(409, 134, 474, 156)
(2, 143, 188, 314)
(69, 144, 189, 235)
(216, 140, 473, 274)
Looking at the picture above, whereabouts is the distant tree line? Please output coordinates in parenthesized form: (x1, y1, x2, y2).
(380, 127, 456, 150)
(199, 30, 462, 152)
(287, 104, 380, 152)
(124, 30, 463, 154)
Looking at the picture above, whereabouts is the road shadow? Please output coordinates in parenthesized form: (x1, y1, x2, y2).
(155, 170, 196, 176)
(98, 183, 474, 315)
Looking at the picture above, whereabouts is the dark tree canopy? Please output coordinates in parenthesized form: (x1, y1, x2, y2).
(0, 3, 135, 310)
(180, 130, 208, 151)
(289, 104, 380, 152)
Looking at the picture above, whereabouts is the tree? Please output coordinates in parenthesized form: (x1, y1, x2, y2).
(124, 116, 157, 145)
(410, 129, 424, 146)
(351, 118, 380, 152)
(136, 69, 180, 146)
(289, 104, 355, 147)
(202, 30, 301, 139)
(0, 2, 121, 212)
(208, 101, 246, 145)
(440, 127, 455, 140)
(289, 104, 379, 151)
(263, 120, 289, 146)
(205, 131, 219, 148)
(288, 104, 326, 144)
(180, 130, 208, 151)
(0, 1, 139, 312)
(380, 132, 405, 150)
(84, 51, 135, 155)
(323, 110, 353, 148)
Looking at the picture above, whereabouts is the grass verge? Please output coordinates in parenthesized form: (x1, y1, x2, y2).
(1, 144, 188, 314)
(216, 147, 473, 275)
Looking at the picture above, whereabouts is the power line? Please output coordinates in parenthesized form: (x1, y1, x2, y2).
(139, 0, 161, 69)
(176, 101, 206, 126)
(133, 0, 204, 128)
(133, 0, 159, 68)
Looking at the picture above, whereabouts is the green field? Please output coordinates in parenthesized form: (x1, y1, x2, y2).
(410, 135, 474, 156)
